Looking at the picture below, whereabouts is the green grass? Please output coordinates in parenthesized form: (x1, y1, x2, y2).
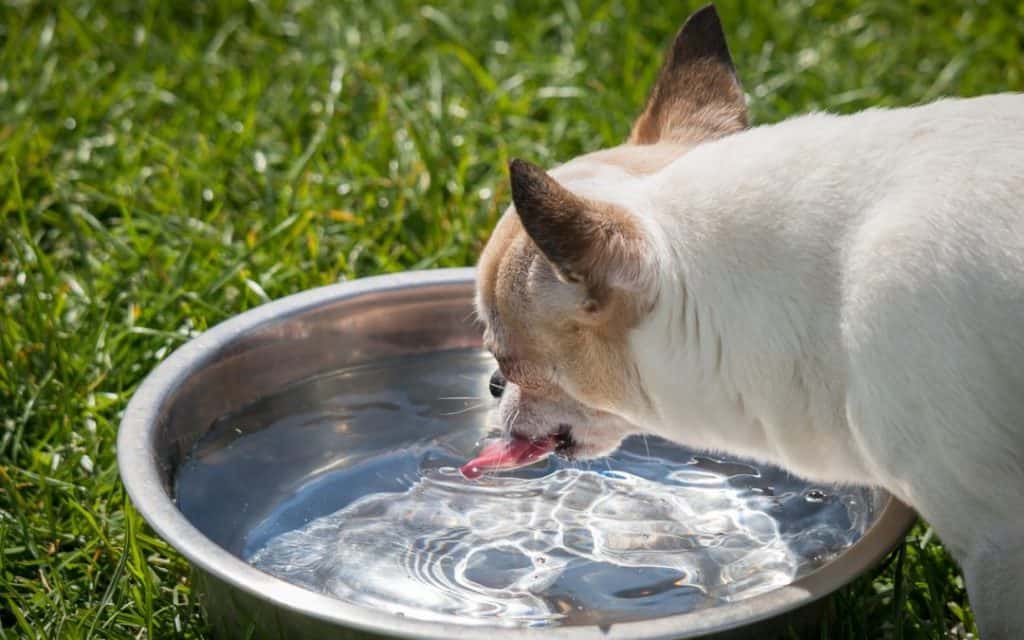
(1, 1, 1021, 637)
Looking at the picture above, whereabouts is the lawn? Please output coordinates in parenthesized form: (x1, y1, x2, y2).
(2, 1, 1021, 638)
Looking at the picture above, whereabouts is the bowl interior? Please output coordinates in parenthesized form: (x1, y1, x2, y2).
(122, 271, 914, 639)
(148, 277, 478, 491)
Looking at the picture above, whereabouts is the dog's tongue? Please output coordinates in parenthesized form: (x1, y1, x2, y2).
(460, 436, 556, 479)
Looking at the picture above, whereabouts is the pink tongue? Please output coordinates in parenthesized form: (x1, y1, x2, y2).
(460, 437, 556, 479)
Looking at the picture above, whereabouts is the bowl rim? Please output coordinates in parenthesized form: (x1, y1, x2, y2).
(118, 267, 917, 640)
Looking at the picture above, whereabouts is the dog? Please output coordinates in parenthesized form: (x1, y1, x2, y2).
(468, 4, 1024, 637)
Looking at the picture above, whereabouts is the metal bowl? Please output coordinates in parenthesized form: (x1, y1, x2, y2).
(118, 267, 916, 640)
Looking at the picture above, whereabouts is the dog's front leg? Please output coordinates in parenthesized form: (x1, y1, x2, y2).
(963, 520, 1024, 639)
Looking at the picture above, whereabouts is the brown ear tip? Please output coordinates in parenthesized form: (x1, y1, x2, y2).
(508, 158, 529, 184)
(508, 158, 537, 176)
(508, 158, 545, 193)
(682, 4, 725, 38)
(689, 4, 721, 25)
(674, 2, 732, 69)
(508, 157, 525, 183)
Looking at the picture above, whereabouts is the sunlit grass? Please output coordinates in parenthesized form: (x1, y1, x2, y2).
(2, 1, 1021, 637)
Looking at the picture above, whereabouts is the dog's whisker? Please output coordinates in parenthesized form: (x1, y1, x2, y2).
(440, 401, 491, 416)
(507, 408, 520, 433)
(464, 307, 482, 324)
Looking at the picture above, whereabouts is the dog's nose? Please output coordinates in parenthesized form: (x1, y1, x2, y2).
(489, 369, 506, 398)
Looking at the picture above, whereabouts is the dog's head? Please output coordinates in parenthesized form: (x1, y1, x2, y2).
(475, 5, 747, 460)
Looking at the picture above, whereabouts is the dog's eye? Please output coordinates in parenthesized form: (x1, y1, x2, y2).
(488, 369, 506, 398)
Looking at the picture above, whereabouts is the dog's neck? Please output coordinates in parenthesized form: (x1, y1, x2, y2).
(625, 113, 885, 484)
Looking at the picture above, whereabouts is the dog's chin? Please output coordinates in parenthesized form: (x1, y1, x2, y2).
(505, 422, 627, 462)
(494, 389, 635, 463)
(554, 428, 627, 462)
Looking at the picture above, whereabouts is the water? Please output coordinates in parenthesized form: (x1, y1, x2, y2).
(176, 348, 880, 628)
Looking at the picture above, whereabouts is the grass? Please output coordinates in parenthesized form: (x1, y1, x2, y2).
(1, 0, 1021, 637)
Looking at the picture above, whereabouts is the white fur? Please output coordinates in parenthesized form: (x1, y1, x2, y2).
(564, 93, 1024, 637)
(492, 94, 1024, 636)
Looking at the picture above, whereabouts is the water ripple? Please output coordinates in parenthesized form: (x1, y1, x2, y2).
(248, 463, 869, 626)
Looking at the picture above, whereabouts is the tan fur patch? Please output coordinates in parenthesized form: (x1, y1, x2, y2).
(583, 142, 691, 175)
(479, 228, 646, 411)
(477, 185, 650, 413)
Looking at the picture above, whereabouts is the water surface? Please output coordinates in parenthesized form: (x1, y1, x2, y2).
(176, 349, 879, 627)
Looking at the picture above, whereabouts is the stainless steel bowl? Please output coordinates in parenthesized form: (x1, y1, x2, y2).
(118, 267, 916, 640)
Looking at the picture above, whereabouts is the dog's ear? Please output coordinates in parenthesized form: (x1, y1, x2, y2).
(509, 159, 652, 299)
(629, 4, 747, 145)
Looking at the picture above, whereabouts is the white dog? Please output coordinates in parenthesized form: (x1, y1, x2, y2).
(466, 5, 1024, 637)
